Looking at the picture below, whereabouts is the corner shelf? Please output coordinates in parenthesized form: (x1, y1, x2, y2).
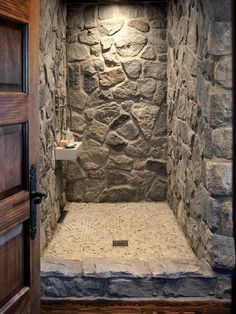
(55, 142, 82, 161)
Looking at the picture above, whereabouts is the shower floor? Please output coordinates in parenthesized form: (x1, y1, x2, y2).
(43, 202, 197, 261)
(41, 202, 215, 299)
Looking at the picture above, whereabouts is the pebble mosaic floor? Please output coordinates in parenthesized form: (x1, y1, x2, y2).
(43, 202, 197, 262)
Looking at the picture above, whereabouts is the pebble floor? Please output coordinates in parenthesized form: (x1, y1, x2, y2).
(43, 202, 197, 262)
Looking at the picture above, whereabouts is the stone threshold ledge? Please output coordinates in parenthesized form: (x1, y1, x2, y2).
(41, 257, 216, 299)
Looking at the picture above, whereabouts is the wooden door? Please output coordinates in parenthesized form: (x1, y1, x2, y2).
(0, 1, 40, 313)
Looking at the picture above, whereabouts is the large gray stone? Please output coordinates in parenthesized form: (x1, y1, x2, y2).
(95, 102, 120, 124)
(79, 31, 99, 46)
(84, 178, 106, 202)
(141, 46, 156, 60)
(85, 120, 109, 143)
(106, 154, 133, 170)
(107, 170, 128, 186)
(149, 29, 167, 53)
(71, 112, 86, 133)
(113, 80, 139, 99)
(207, 233, 235, 270)
(67, 43, 90, 62)
(130, 170, 155, 188)
(208, 91, 232, 127)
(146, 159, 167, 176)
(66, 181, 84, 201)
(117, 120, 139, 141)
(208, 22, 232, 55)
(131, 103, 160, 139)
(102, 47, 121, 67)
(99, 186, 137, 202)
(110, 113, 130, 129)
(99, 19, 124, 36)
(122, 60, 141, 78)
(143, 61, 167, 79)
(108, 279, 157, 298)
(100, 36, 113, 52)
(114, 27, 148, 57)
(212, 127, 232, 159)
(125, 137, 150, 157)
(127, 19, 150, 32)
(68, 63, 80, 88)
(69, 88, 88, 110)
(220, 199, 233, 237)
(99, 68, 125, 87)
(79, 139, 110, 170)
(139, 78, 156, 98)
(214, 56, 232, 89)
(83, 73, 99, 93)
(147, 177, 167, 201)
(106, 132, 127, 152)
(205, 161, 232, 196)
(66, 161, 86, 181)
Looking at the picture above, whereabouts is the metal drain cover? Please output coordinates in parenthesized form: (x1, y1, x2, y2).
(113, 240, 128, 247)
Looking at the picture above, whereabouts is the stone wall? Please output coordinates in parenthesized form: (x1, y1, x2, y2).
(167, 0, 234, 296)
(39, 0, 67, 252)
(65, 2, 168, 202)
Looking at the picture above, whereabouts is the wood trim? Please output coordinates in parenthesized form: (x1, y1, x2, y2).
(0, 0, 30, 23)
(0, 191, 29, 235)
(1, 287, 30, 314)
(28, 0, 40, 313)
(41, 299, 231, 314)
(0, 97, 28, 125)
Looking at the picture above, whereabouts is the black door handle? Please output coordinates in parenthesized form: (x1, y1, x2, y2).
(29, 164, 46, 239)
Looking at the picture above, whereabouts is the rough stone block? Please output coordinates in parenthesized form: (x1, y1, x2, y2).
(117, 120, 139, 141)
(147, 177, 167, 201)
(205, 161, 232, 196)
(99, 68, 125, 88)
(208, 90, 232, 128)
(125, 137, 150, 157)
(212, 127, 232, 159)
(122, 60, 141, 79)
(207, 233, 235, 270)
(67, 43, 90, 62)
(208, 22, 232, 55)
(214, 56, 232, 89)
(127, 19, 150, 32)
(220, 199, 233, 237)
(78, 139, 110, 170)
(66, 161, 86, 181)
(108, 279, 157, 298)
(114, 27, 148, 57)
(85, 120, 109, 143)
(99, 186, 137, 202)
(143, 61, 167, 79)
(131, 103, 160, 139)
(139, 78, 156, 98)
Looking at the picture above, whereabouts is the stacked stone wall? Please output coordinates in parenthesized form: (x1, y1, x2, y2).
(65, 2, 168, 202)
(167, 0, 234, 296)
(39, 0, 67, 252)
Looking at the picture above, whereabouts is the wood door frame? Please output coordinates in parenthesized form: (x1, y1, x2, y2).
(0, 0, 40, 313)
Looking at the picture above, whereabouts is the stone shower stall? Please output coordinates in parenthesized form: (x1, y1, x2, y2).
(40, 0, 234, 299)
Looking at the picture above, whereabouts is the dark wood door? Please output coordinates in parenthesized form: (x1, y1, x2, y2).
(0, 1, 40, 313)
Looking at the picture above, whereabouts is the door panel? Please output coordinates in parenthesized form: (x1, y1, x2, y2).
(0, 225, 25, 307)
(0, 1, 40, 313)
(0, 124, 24, 199)
(0, 20, 23, 92)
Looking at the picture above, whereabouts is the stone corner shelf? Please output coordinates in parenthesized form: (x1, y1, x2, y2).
(55, 142, 82, 161)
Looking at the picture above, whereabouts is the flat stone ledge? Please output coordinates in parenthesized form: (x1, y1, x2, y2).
(41, 257, 217, 299)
